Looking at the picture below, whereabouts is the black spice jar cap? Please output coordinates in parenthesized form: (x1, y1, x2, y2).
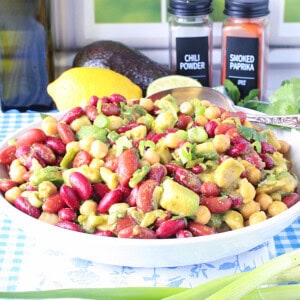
(224, 0, 270, 18)
(168, 0, 213, 16)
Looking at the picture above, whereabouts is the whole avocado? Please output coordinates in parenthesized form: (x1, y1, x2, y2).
(72, 40, 173, 94)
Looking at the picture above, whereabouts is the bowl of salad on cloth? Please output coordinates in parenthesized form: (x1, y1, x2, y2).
(0, 83, 299, 268)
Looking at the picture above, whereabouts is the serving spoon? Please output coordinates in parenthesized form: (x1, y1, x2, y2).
(147, 87, 300, 129)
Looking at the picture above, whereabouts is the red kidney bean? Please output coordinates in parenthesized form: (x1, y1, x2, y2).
(204, 120, 218, 138)
(109, 93, 126, 103)
(165, 162, 183, 175)
(14, 196, 41, 218)
(227, 142, 250, 158)
(93, 229, 115, 237)
(188, 221, 216, 236)
(104, 156, 118, 172)
(174, 168, 202, 194)
(93, 182, 110, 200)
(114, 215, 137, 234)
(59, 184, 81, 210)
(176, 114, 193, 130)
(154, 210, 172, 228)
(45, 136, 66, 155)
(261, 141, 276, 154)
(117, 122, 142, 134)
(69, 171, 92, 200)
(57, 122, 76, 145)
(117, 185, 131, 202)
(72, 150, 92, 168)
(42, 193, 66, 214)
(16, 145, 45, 169)
(0, 145, 16, 165)
(89, 95, 100, 106)
(229, 195, 243, 209)
(282, 193, 300, 208)
(97, 189, 123, 213)
(56, 220, 84, 232)
(126, 184, 140, 207)
(156, 218, 186, 238)
(244, 151, 265, 170)
(200, 181, 221, 197)
(58, 207, 77, 222)
(84, 105, 98, 121)
(200, 196, 232, 214)
(176, 229, 193, 238)
(16, 128, 47, 147)
(117, 149, 139, 187)
(118, 225, 157, 239)
(136, 179, 159, 213)
(259, 153, 274, 169)
(0, 179, 18, 193)
(191, 164, 204, 175)
(147, 164, 167, 184)
(101, 102, 120, 116)
(221, 111, 246, 123)
(214, 123, 235, 135)
(32, 143, 56, 165)
(60, 107, 85, 124)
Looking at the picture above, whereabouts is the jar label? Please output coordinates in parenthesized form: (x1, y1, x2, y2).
(225, 36, 259, 98)
(175, 36, 209, 86)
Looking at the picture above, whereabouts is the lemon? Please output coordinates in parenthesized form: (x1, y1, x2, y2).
(146, 75, 202, 97)
(47, 67, 143, 111)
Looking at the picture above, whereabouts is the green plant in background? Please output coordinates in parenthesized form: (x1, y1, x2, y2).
(94, 0, 161, 23)
(284, 0, 300, 22)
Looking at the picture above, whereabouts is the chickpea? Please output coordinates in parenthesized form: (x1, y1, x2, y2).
(278, 140, 290, 154)
(164, 132, 183, 149)
(66, 141, 81, 152)
(179, 101, 194, 115)
(89, 158, 105, 169)
(107, 116, 123, 131)
(70, 115, 91, 132)
(212, 134, 231, 153)
(143, 148, 160, 165)
(80, 199, 98, 216)
(239, 200, 260, 219)
(41, 115, 58, 136)
(194, 115, 208, 126)
(79, 136, 95, 152)
(204, 105, 221, 120)
(38, 181, 57, 199)
(5, 186, 22, 203)
(223, 210, 244, 230)
(90, 140, 109, 159)
(195, 205, 211, 225)
(268, 201, 287, 217)
(39, 212, 59, 225)
(245, 166, 261, 185)
(255, 193, 273, 211)
(140, 97, 154, 112)
(248, 211, 267, 225)
(9, 159, 27, 184)
(200, 100, 211, 107)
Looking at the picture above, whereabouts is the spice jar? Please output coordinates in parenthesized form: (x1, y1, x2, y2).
(221, 0, 270, 100)
(168, 0, 213, 87)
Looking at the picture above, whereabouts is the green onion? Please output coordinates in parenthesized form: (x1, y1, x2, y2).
(0, 250, 299, 300)
(0, 287, 185, 300)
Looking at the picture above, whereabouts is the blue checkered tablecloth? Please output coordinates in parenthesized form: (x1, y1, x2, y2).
(0, 111, 299, 292)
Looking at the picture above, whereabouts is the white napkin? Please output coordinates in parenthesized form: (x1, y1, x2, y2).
(16, 235, 275, 290)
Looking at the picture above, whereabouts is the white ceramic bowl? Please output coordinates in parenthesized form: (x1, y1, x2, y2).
(0, 113, 299, 268)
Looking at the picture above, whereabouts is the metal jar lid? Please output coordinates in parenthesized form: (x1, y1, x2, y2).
(168, 0, 213, 16)
(224, 0, 270, 18)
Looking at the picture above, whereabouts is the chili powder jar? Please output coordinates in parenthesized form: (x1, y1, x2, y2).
(168, 0, 213, 87)
(221, 0, 270, 100)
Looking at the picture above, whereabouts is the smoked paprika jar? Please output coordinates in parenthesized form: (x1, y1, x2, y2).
(221, 0, 270, 100)
(168, 0, 213, 87)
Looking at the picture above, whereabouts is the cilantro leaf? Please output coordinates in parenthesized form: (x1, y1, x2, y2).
(238, 125, 267, 142)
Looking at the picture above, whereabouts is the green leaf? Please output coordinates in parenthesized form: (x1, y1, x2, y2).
(224, 79, 240, 104)
(238, 126, 267, 142)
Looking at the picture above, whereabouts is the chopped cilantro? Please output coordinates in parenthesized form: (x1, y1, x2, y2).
(238, 125, 267, 142)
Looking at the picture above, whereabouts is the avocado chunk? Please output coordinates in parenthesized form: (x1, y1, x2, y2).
(160, 178, 200, 217)
(72, 40, 172, 93)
